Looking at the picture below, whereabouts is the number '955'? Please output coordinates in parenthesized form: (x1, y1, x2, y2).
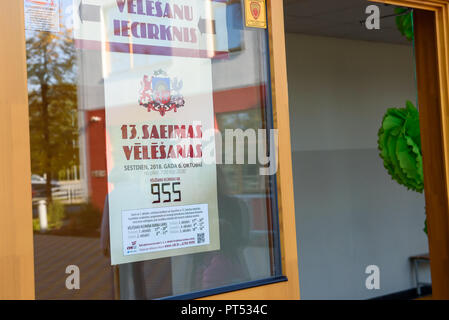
(151, 182, 181, 203)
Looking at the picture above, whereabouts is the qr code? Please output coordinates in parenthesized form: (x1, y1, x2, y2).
(197, 233, 205, 244)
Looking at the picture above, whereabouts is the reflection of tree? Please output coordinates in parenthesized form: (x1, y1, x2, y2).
(27, 29, 78, 203)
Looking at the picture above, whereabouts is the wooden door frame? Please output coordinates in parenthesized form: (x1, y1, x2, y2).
(5, 0, 449, 301)
(0, 0, 35, 300)
(204, 0, 300, 300)
(0, 1, 300, 299)
(371, 0, 449, 299)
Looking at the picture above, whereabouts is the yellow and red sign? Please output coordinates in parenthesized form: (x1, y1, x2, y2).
(244, 0, 267, 29)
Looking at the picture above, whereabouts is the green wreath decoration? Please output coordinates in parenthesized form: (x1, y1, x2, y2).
(378, 10, 427, 233)
(395, 7, 414, 42)
(378, 101, 428, 234)
(378, 101, 423, 193)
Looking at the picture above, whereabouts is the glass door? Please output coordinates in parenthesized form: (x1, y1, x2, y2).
(23, 0, 295, 300)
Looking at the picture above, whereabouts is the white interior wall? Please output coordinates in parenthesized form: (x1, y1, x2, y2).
(286, 33, 430, 299)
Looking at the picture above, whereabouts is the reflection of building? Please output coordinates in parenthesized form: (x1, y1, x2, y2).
(77, 47, 108, 211)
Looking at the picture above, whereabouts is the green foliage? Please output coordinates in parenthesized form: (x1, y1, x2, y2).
(378, 101, 423, 193)
(32, 201, 66, 232)
(395, 7, 414, 41)
(47, 200, 66, 229)
(26, 29, 78, 201)
(379, 102, 428, 235)
(70, 201, 102, 231)
(33, 218, 40, 232)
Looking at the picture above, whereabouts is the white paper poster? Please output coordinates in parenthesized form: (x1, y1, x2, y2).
(122, 204, 210, 256)
(24, 0, 60, 33)
(99, 0, 221, 265)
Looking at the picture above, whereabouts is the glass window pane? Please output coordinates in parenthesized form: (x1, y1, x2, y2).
(26, 0, 281, 299)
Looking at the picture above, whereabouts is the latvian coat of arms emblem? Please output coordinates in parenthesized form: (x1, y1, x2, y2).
(138, 69, 185, 116)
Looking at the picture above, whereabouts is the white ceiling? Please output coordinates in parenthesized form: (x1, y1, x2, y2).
(283, 0, 411, 45)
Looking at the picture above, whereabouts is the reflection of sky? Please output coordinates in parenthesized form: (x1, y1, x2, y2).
(226, 2, 243, 52)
